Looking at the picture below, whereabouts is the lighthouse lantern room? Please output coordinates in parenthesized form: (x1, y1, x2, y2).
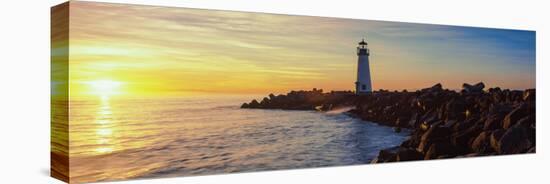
(355, 38, 372, 94)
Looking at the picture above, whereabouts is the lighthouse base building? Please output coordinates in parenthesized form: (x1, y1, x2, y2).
(355, 38, 372, 94)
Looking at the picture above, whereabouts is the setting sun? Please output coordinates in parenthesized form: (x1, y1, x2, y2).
(85, 80, 123, 97)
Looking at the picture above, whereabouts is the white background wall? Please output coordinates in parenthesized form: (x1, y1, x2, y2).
(0, 0, 548, 183)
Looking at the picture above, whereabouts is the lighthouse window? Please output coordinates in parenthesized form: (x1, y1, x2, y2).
(362, 85, 366, 90)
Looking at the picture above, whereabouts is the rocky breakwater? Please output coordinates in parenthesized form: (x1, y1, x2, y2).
(241, 82, 536, 162)
(241, 88, 357, 110)
(368, 82, 535, 163)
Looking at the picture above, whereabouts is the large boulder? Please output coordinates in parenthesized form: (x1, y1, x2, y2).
(503, 103, 529, 129)
(462, 82, 485, 94)
(408, 113, 420, 128)
(527, 146, 536, 153)
(497, 125, 532, 154)
(517, 117, 537, 147)
(417, 124, 451, 153)
(444, 99, 467, 121)
(523, 89, 535, 101)
(451, 124, 482, 152)
(395, 116, 411, 128)
(442, 120, 458, 129)
(372, 146, 399, 163)
(471, 131, 493, 154)
(268, 93, 276, 100)
(260, 97, 270, 106)
(396, 148, 424, 161)
(488, 103, 514, 117)
(249, 99, 260, 107)
(517, 115, 535, 128)
(489, 129, 506, 152)
(483, 115, 503, 131)
(488, 87, 502, 93)
(421, 83, 443, 94)
(424, 140, 455, 159)
(404, 131, 424, 148)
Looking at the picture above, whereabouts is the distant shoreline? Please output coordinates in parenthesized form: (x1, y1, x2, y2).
(241, 82, 536, 162)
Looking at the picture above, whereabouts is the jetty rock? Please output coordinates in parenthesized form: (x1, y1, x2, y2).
(462, 82, 485, 94)
(241, 89, 356, 110)
(241, 83, 536, 161)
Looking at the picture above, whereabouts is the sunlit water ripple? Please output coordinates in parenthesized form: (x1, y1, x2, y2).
(69, 96, 410, 183)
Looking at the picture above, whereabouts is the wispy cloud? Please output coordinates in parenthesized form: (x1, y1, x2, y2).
(65, 1, 536, 96)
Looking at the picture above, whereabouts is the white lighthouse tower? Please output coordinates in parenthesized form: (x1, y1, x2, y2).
(355, 38, 372, 94)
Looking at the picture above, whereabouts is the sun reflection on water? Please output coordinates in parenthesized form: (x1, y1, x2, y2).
(94, 96, 115, 154)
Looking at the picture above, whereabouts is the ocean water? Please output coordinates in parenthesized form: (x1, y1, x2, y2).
(68, 95, 409, 183)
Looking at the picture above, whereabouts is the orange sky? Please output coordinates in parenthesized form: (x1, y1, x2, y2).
(56, 1, 536, 97)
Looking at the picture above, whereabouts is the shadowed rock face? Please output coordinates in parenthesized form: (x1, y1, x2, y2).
(241, 83, 535, 162)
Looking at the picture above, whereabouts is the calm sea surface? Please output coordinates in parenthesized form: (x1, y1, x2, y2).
(69, 95, 409, 183)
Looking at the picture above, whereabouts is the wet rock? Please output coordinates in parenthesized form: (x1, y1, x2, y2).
(240, 103, 249, 108)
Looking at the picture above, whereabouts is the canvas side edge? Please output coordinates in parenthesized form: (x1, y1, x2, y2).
(51, 1, 70, 183)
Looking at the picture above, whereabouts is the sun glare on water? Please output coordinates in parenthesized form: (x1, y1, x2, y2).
(80, 80, 124, 154)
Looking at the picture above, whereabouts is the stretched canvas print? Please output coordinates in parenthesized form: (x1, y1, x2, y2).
(51, 1, 536, 183)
